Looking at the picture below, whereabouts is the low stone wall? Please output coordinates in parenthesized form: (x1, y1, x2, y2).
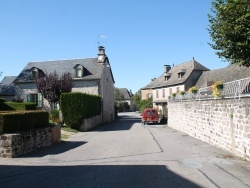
(80, 114, 102, 131)
(168, 98, 250, 161)
(0, 127, 53, 158)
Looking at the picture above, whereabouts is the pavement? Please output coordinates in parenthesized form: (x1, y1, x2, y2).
(0, 112, 250, 188)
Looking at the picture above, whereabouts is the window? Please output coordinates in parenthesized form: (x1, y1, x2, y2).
(75, 65, 84, 78)
(156, 90, 159, 98)
(148, 93, 152, 98)
(26, 93, 43, 107)
(30, 69, 39, 80)
(162, 89, 165, 98)
(169, 88, 172, 95)
(176, 87, 180, 93)
(77, 67, 82, 77)
(178, 73, 184, 79)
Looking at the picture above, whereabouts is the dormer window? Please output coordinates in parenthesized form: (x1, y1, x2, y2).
(178, 69, 186, 79)
(164, 73, 171, 81)
(74, 65, 84, 78)
(30, 68, 39, 80)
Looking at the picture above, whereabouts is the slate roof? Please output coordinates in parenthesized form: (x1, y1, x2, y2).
(0, 76, 17, 95)
(195, 65, 250, 88)
(14, 58, 106, 83)
(147, 59, 210, 89)
(140, 76, 163, 90)
(117, 88, 132, 100)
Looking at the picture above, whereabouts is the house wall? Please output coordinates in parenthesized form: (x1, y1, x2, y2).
(72, 80, 99, 94)
(168, 98, 250, 161)
(153, 85, 185, 102)
(141, 89, 153, 100)
(100, 63, 115, 123)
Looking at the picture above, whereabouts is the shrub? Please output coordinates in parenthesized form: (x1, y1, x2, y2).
(0, 98, 6, 103)
(0, 102, 37, 111)
(60, 92, 101, 130)
(0, 110, 49, 134)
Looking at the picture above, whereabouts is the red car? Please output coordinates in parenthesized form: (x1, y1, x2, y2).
(141, 108, 159, 125)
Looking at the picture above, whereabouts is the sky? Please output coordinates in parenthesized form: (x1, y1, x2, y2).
(0, 0, 229, 93)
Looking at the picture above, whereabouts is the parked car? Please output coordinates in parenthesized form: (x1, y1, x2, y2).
(141, 108, 159, 125)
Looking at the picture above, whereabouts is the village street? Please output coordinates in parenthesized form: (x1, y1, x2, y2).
(0, 112, 250, 188)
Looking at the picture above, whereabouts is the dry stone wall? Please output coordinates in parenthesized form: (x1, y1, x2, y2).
(0, 127, 52, 158)
(168, 98, 250, 161)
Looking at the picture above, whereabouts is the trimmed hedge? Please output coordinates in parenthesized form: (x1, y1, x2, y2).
(0, 102, 37, 111)
(0, 110, 49, 134)
(60, 92, 101, 130)
(0, 98, 6, 103)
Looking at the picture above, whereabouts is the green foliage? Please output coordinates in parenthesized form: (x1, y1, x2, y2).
(50, 110, 59, 119)
(0, 98, 6, 103)
(139, 98, 153, 113)
(132, 91, 141, 109)
(60, 92, 101, 130)
(0, 102, 37, 111)
(208, 0, 250, 66)
(0, 110, 49, 134)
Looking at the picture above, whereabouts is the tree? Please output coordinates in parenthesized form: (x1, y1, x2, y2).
(208, 0, 250, 66)
(132, 90, 141, 110)
(114, 88, 126, 111)
(35, 71, 73, 110)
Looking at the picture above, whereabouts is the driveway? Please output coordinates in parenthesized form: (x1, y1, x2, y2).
(0, 112, 250, 188)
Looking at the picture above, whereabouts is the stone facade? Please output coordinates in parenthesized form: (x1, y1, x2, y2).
(101, 64, 115, 123)
(0, 127, 52, 158)
(79, 114, 102, 131)
(168, 98, 250, 161)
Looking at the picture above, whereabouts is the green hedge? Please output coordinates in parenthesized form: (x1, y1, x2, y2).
(0, 98, 6, 103)
(0, 102, 37, 111)
(60, 92, 101, 130)
(0, 110, 49, 134)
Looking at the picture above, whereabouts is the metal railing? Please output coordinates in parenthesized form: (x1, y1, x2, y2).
(170, 77, 250, 102)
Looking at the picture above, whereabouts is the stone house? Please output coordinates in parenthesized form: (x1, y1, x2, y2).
(116, 88, 135, 111)
(0, 76, 17, 101)
(141, 59, 210, 113)
(13, 46, 115, 123)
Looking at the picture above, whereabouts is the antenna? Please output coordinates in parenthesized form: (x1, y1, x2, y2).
(97, 35, 106, 47)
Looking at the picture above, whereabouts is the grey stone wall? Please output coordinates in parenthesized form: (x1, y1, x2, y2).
(0, 127, 52, 158)
(168, 98, 250, 161)
(79, 114, 102, 131)
(100, 64, 115, 123)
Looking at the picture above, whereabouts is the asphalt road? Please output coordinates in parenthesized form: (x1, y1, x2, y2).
(0, 112, 250, 188)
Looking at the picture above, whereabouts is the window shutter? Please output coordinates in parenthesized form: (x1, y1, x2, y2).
(26, 94, 30, 102)
(38, 93, 43, 107)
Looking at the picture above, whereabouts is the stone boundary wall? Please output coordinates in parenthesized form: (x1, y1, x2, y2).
(80, 114, 102, 131)
(168, 98, 250, 161)
(0, 127, 53, 158)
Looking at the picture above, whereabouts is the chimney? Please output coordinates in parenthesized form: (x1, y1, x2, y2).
(164, 65, 171, 73)
(98, 46, 106, 63)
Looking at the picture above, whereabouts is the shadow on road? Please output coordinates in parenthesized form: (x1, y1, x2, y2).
(20, 141, 87, 158)
(0, 165, 200, 187)
(92, 113, 141, 132)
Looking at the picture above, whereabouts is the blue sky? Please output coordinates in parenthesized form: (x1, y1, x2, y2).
(0, 0, 229, 93)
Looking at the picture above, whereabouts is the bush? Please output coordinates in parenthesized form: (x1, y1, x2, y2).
(0, 102, 37, 111)
(0, 98, 6, 103)
(60, 92, 101, 130)
(0, 110, 49, 134)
